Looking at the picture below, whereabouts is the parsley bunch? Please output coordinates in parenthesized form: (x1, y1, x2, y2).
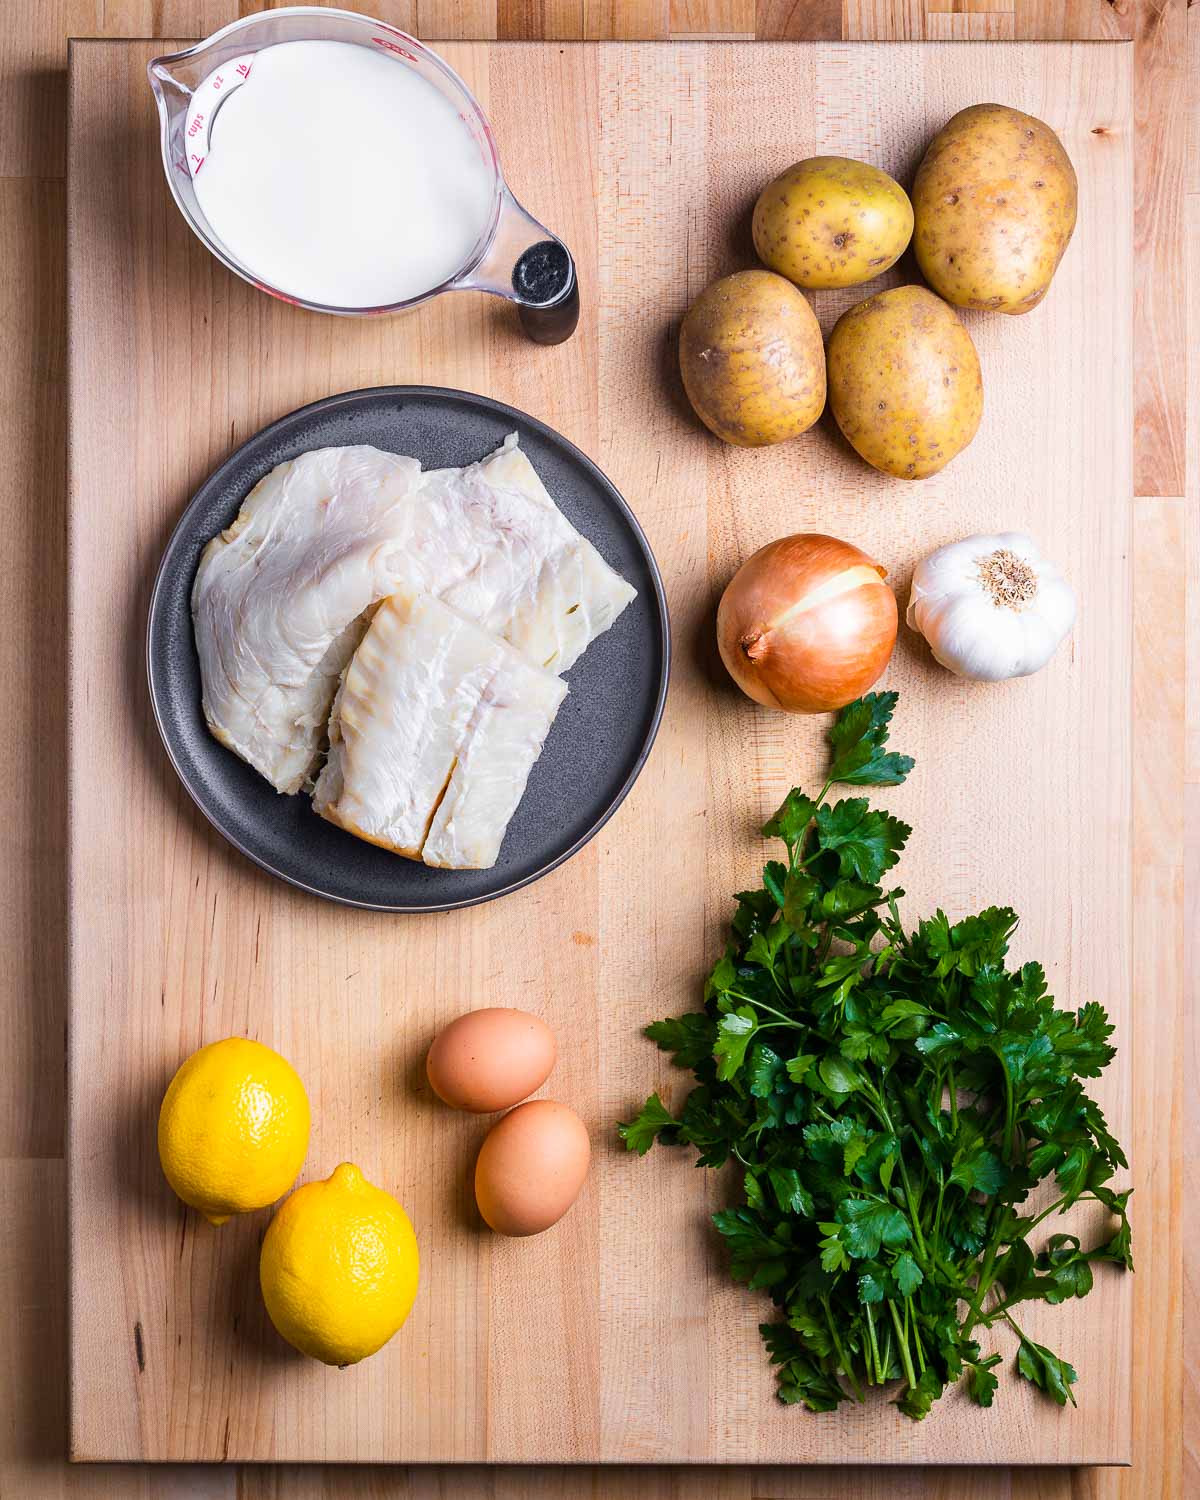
(619, 693, 1131, 1420)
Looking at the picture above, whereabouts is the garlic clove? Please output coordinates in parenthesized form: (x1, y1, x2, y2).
(931, 593, 1025, 679)
(1035, 573, 1078, 638)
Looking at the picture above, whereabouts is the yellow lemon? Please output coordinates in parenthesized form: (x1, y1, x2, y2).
(157, 1038, 310, 1226)
(260, 1162, 419, 1367)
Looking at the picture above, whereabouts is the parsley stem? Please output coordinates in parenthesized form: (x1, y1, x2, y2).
(867, 1081, 930, 1263)
(1022, 1193, 1069, 1234)
(931, 1174, 945, 1258)
(1000, 1309, 1029, 1343)
(821, 1296, 864, 1403)
(979, 1295, 1024, 1326)
(908, 1300, 927, 1376)
(888, 1299, 917, 1392)
(865, 1301, 883, 1384)
(961, 1233, 1001, 1341)
(897, 1156, 929, 1261)
(935, 1251, 973, 1294)
(725, 992, 798, 1029)
(998, 1055, 1016, 1163)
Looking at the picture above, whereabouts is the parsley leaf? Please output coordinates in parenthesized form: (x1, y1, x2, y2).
(762, 790, 818, 851)
(836, 1198, 911, 1258)
(617, 1093, 676, 1156)
(894, 1252, 923, 1297)
(815, 799, 911, 884)
(826, 691, 916, 787)
(966, 1356, 1001, 1407)
(714, 1007, 757, 1080)
(760, 1324, 850, 1412)
(1016, 1339, 1078, 1407)
(644, 1014, 716, 1070)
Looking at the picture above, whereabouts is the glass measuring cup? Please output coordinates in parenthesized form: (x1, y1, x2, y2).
(148, 7, 578, 343)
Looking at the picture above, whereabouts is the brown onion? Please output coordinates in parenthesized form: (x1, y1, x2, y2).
(717, 534, 897, 713)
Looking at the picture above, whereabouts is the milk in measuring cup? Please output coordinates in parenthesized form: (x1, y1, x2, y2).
(192, 41, 495, 308)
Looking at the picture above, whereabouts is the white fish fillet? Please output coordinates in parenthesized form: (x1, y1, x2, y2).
(193, 435, 635, 795)
(432, 435, 638, 673)
(191, 446, 424, 794)
(313, 593, 566, 868)
(421, 639, 569, 872)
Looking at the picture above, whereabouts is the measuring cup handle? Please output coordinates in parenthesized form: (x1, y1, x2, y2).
(460, 188, 579, 345)
(512, 241, 579, 345)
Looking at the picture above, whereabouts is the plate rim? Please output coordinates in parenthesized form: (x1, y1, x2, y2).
(145, 383, 672, 914)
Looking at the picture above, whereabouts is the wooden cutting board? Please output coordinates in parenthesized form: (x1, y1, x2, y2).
(67, 37, 1133, 1465)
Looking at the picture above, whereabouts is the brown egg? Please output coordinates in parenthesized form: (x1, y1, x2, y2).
(474, 1100, 590, 1237)
(425, 1007, 556, 1114)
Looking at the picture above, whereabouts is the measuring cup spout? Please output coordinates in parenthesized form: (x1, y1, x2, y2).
(147, 52, 193, 131)
(462, 188, 579, 345)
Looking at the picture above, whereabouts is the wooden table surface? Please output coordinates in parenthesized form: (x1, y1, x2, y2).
(1, 1, 1193, 1496)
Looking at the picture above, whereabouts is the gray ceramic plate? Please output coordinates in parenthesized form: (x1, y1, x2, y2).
(147, 386, 670, 912)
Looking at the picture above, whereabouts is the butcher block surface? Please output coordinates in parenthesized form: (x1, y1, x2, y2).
(67, 38, 1133, 1465)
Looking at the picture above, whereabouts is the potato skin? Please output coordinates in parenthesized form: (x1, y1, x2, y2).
(826, 285, 983, 480)
(752, 156, 914, 290)
(679, 270, 826, 447)
(912, 103, 1077, 315)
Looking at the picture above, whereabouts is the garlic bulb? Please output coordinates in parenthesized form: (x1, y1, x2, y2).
(906, 532, 1076, 682)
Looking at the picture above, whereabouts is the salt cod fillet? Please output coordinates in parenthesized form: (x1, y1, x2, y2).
(191, 446, 424, 794)
(420, 654, 569, 871)
(313, 593, 567, 868)
(426, 434, 638, 673)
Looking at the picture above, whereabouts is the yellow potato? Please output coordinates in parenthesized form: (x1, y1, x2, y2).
(825, 285, 982, 480)
(912, 103, 1077, 315)
(752, 156, 914, 290)
(679, 270, 825, 448)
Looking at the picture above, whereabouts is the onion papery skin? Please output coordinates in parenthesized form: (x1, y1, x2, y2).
(716, 534, 898, 713)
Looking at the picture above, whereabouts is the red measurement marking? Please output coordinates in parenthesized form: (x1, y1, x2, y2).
(212, 73, 224, 90)
(190, 152, 205, 172)
(236, 61, 251, 78)
(174, 156, 188, 175)
(371, 36, 417, 62)
(187, 113, 205, 137)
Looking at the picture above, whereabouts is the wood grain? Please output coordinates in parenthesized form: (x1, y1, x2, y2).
(754, 0, 843, 41)
(925, 13, 1016, 39)
(926, 0, 1014, 14)
(235, 1467, 1075, 1497)
(844, 1, 927, 40)
(0, 0, 68, 177)
(0, 180, 67, 1160)
(1189, 4, 1200, 199)
(0, 3, 1190, 1499)
(67, 36, 1133, 1466)
(670, 0, 756, 36)
(1188, 195, 1199, 787)
(1123, 498, 1186, 1500)
(1184, 780, 1199, 1500)
(1130, 0, 1187, 498)
(1183, 190, 1200, 1500)
(1012, 2, 1131, 41)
